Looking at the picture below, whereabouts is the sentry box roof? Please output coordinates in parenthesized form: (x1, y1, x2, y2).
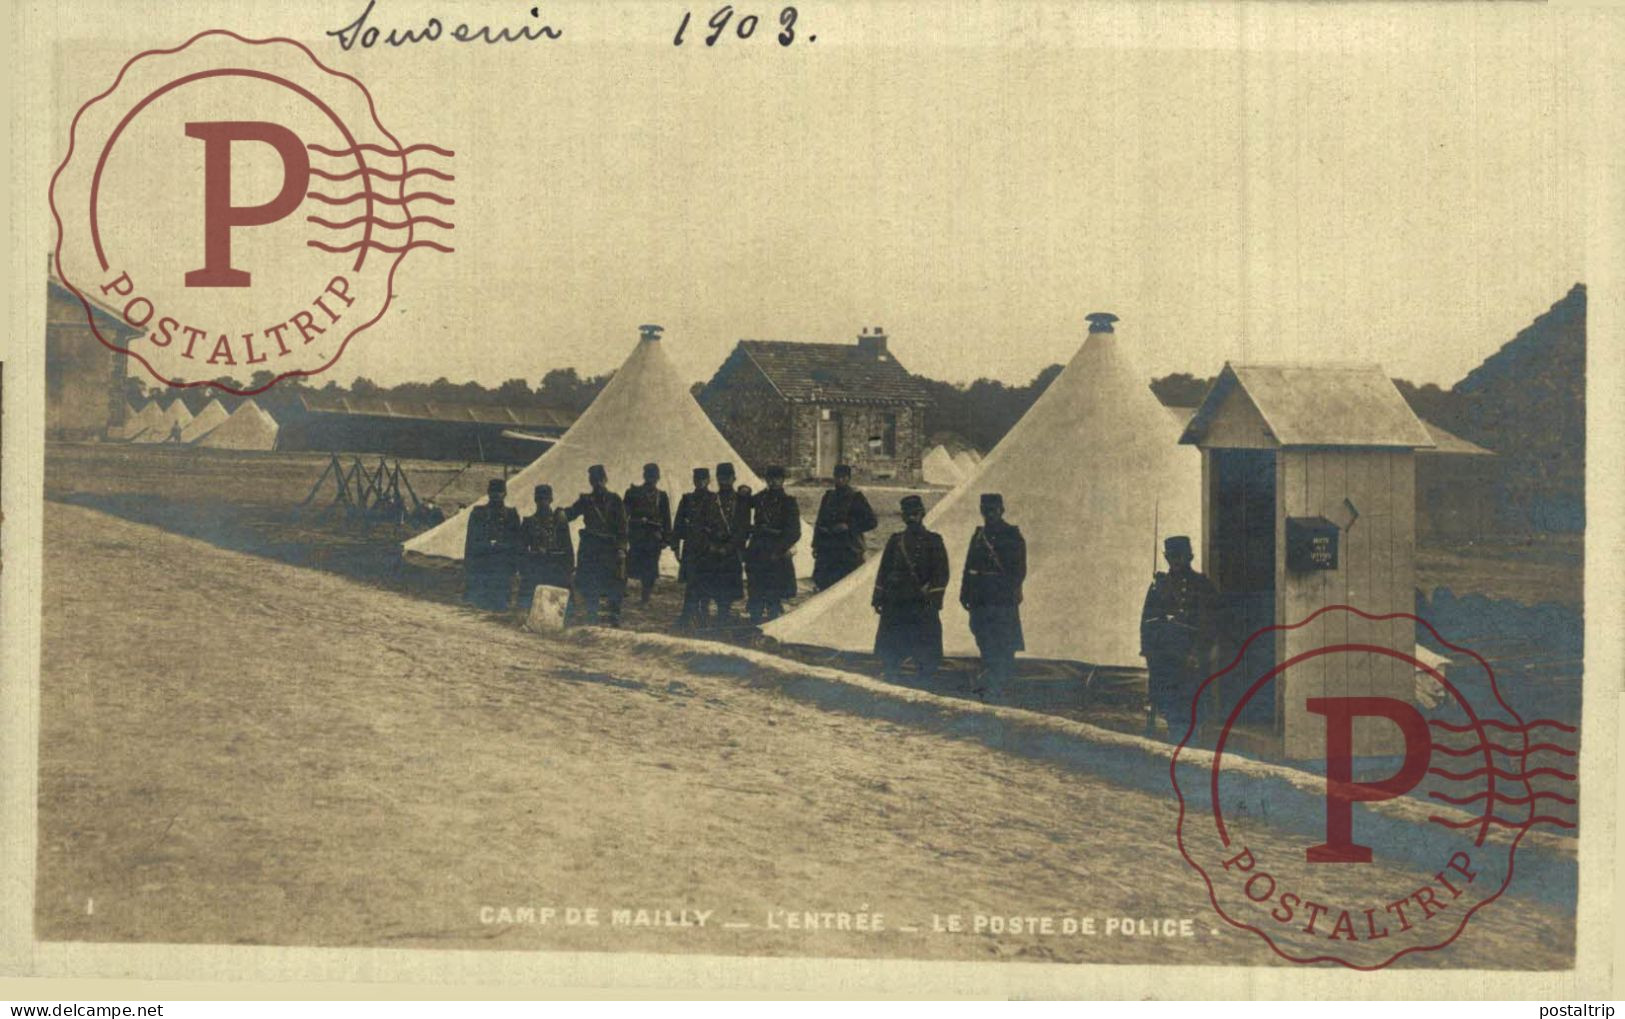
(1179, 362, 1436, 450)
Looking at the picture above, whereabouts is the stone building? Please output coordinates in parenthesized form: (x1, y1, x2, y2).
(46, 277, 142, 440)
(698, 328, 929, 482)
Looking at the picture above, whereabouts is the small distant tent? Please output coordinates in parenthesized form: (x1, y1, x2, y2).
(921, 445, 966, 486)
(405, 326, 814, 578)
(196, 398, 279, 451)
(951, 449, 980, 478)
(178, 399, 230, 444)
(764, 314, 1201, 667)
(133, 399, 193, 443)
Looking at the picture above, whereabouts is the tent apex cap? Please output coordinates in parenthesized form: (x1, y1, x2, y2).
(1086, 312, 1119, 334)
(638, 324, 664, 341)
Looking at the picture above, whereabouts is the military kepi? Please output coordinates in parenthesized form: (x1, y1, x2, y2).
(900, 494, 925, 514)
(1164, 535, 1193, 556)
(488, 478, 506, 495)
(765, 464, 787, 480)
(980, 492, 1004, 510)
(834, 463, 853, 478)
(588, 463, 608, 481)
(533, 484, 552, 501)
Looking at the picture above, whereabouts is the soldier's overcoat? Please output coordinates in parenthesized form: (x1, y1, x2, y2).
(812, 486, 878, 590)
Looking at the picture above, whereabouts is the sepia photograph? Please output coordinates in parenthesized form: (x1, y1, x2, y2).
(3, 0, 1621, 1003)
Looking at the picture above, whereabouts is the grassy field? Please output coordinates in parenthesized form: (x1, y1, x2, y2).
(1416, 534, 1582, 608)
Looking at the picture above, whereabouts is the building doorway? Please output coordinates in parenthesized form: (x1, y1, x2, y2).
(816, 408, 842, 477)
(1210, 448, 1277, 730)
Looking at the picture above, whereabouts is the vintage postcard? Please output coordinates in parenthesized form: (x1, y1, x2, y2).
(2, 0, 1621, 1000)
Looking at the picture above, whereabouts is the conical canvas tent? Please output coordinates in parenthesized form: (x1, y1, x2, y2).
(951, 449, 980, 478)
(921, 445, 966, 486)
(178, 399, 230, 444)
(405, 328, 814, 578)
(763, 318, 1201, 667)
(134, 399, 193, 443)
(196, 399, 279, 451)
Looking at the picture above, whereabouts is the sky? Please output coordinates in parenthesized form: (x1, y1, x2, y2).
(49, 3, 1589, 391)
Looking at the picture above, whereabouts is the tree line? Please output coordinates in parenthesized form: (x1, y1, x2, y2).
(125, 364, 1467, 461)
(124, 286, 1584, 537)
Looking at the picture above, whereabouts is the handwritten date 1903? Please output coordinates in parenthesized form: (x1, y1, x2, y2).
(674, 6, 810, 47)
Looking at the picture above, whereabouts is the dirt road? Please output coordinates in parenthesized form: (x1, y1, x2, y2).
(37, 505, 1573, 966)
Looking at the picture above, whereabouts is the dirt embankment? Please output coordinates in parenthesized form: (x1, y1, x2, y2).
(37, 505, 1574, 967)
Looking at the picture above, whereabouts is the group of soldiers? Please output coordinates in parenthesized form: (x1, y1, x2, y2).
(463, 459, 1221, 733)
(461, 460, 883, 630)
(868, 490, 1029, 697)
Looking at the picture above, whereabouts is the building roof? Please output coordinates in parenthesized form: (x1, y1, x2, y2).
(1167, 398, 1480, 455)
(1419, 419, 1494, 457)
(296, 393, 576, 432)
(46, 276, 145, 339)
(1180, 362, 1436, 449)
(735, 339, 928, 405)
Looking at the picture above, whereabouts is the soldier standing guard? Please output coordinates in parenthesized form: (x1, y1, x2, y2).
(518, 483, 574, 608)
(959, 492, 1026, 699)
(872, 494, 950, 683)
(745, 465, 803, 623)
(463, 478, 521, 611)
(624, 462, 672, 604)
(563, 464, 629, 625)
(812, 463, 878, 590)
(710, 462, 749, 623)
(1139, 535, 1221, 742)
(671, 467, 720, 629)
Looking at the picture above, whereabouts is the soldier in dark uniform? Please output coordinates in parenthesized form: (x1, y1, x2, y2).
(563, 464, 629, 625)
(959, 492, 1026, 698)
(812, 463, 878, 590)
(671, 467, 721, 629)
(872, 494, 951, 683)
(463, 478, 521, 611)
(518, 483, 574, 608)
(1139, 535, 1221, 742)
(745, 465, 803, 624)
(709, 462, 749, 623)
(624, 462, 672, 604)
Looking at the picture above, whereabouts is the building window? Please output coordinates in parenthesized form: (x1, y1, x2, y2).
(869, 412, 897, 457)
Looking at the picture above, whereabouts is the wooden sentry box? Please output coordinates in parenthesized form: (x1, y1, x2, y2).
(1180, 363, 1436, 760)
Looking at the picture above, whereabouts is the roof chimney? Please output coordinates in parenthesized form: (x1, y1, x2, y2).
(638, 323, 664, 342)
(858, 325, 888, 358)
(1086, 313, 1118, 334)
